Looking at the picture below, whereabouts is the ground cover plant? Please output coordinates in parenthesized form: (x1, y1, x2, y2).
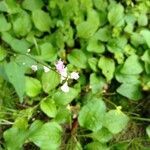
(0, 0, 150, 149)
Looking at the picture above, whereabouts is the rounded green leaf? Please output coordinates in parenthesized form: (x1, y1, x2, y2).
(90, 128, 113, 143)
(53, 88, 78, 105)
(22, 0, 44, 11)
(95, 26, 111, 42)
(77, 10, 99, 38)
(40, 98, 57, 118)
(117, 83, 143, 100)
(4, 127, 28, 150)
(32, 9, 51, 32)
(87, 38, 105, 53)
(90, 73, 106, 94)
(4, 118, 28, 150)
(138, 13, 148, 26)
(25, 77, 42, 97)
(29, 122, 62, 150)
(140, 29, 150, 48)
(78, 99, 106, 132)
(5, 61, 25, 102)
(39, 42, 57, 62)
(108, 3, 124, 26)
(67, 49, 87, 69)
(98, 56, 115, 82)
(2, 32, 31, 53)
(42, 70, 60, 93)
(115, 66, 140, 84)
(88, 57, 98, 72)
(103, 109, 129, 134)
(13, 11, 32, 36)
(0, 14, 11, 32)
(54, 107, 71, 124)
(120, 54, 143, 75)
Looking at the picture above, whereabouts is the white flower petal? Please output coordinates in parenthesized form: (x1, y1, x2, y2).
(27, 48, 31, 53)
(31, 65, 38, 71)
(61, 82, 69, 93)
(60, 67, 68, 82)
(70, 72, 79, 80)
(43, 66, 50, 73)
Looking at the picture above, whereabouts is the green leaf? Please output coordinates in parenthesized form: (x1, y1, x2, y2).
(103, 109, 129, 134)
(146, 125, 150, 138)
(12, 11, 32, 36)
(25, 77, 42, 97)
(88, 57, 98, 72)
(90, 128, 113, 143)
(79, 0, 93, 10)
(115, 66, 140, 84)
(108, 3, 124, 27)
(0, 1, 8, 12)
(42, 70, 60, 93)
(93, 0, 108, 11)
(53, 88, 78, 105)
(22, 0, 44, 11)
(140, 29, 150, 48)
(107, 36, 127, 53)
(130, 33, 145, 47)
(87, 37, 105, 53)
(40, 98, 57, 118)
(78, 99, 106, 132)
(29, 122, 62, 150)
(4, 127, 28, 150)
(5, 0, 21, 14)
(0, 46, 7, 61)
(28, 120, 44, 137)
(39, 42, 57, 62)
(145, 62, 150, 74)
(85, 142, 109, 150)
(67, 49, 87, 69)
(54, 107, 71, 124)
(138, 13, 148, 26)
(15, 55, 37, 69)
(5, 61, 25, 102)
(90, 73, 106, 94)
(117, 83, 142, 100)
(95, 26, 111, 42)
(120, 55, 143, 75)
(141, 50, 150, 63)
(32, 9, 51, 32)
(0, 13, 11, 32)
(2, 32, 31, 53)
(77, 9, 99, 38)
(98, 57, 115, 82)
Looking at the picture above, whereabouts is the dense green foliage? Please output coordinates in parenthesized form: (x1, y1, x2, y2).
(0, 0, 150, 149)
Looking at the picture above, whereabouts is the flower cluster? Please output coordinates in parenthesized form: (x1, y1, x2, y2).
(30, 59, 79, 93)
(55, 59, 79, 93)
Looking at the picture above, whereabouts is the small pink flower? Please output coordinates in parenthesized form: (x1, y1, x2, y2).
(60, 67, 68, 82)
(61, 82, 69, 93)
(55, 59, 65, 73)
(70, 72, 79, 80)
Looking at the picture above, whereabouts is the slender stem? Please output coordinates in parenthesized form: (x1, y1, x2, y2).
(33, 37, 40, 55)
(131, 116, 150, 122)
(103, 97, 117, 108)
(0, 119, 14, 125)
